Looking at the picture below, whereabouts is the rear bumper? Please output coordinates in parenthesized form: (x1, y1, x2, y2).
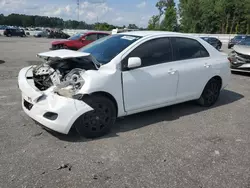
(18, 66, 93, 134)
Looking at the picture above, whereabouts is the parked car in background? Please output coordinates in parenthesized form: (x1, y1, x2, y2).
(18, 31, 230, 138)
(228, 37, 250, 72)
(228, 35, 248, 49)
(47, 30, 70, 39)
(4, 28, 26, 37)
(34, 30, 49, 38)
(50, 31, 110, 50)
(201, 37, 222, 50)
(112, 28, 139, 34)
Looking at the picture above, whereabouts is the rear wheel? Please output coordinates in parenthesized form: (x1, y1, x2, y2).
(74, 95, 117, 138)
(197, 78, 221, 107)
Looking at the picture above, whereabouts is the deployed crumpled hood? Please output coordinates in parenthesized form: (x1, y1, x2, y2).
(37, 49, 100, 69)
(37, 49, 90, 59)
(233, 45, 250, 55)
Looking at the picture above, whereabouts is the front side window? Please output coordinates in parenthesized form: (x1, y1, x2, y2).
(238, 39, 250, 46)
(68, 33, 84, 40)
(79, 34, 141, 64)
(123, 37, 173, 69)
(171, 37, 209, 61)
(85, 34, 98, 41)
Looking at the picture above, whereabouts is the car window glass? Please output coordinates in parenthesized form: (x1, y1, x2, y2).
(124, 37, 172, 68)
(209, 38, 215, 42)
(171, 37, 209, 61)
(98, 34, 109, 39)
(211, 38, 218, 42)
(79, 34, 141, 64)
(85, 34, 97, 41)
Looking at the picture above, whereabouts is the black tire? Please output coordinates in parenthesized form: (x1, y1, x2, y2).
(197, 78, 221, 107)
(74, 95, 117, 138)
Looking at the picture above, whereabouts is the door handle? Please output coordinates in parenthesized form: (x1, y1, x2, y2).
(204, 63, 211, 68)
(168, 69, 177, 75)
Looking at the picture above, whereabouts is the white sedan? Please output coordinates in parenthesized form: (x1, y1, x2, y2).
(18, 31, 231, 138)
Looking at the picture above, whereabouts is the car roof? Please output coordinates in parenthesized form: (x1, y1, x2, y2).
(117, 31, 186, 37)
(201, 36, 217, 39)
(84, 31, 110, 34)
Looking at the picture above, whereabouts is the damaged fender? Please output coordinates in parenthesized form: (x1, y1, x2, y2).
(18, 66, 94, 134)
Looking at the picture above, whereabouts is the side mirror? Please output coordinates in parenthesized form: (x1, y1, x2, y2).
(128, 57, 141, 69)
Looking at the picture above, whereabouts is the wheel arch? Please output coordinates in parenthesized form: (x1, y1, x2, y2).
(211, 75, 222, 89)
(199, 75, 223, 98)
(82, 91, 119, 117)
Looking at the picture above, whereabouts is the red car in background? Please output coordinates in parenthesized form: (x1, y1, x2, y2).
(50, 31, 110, 50)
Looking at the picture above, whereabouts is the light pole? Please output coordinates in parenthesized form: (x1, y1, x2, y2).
(77, 0, 80, 22)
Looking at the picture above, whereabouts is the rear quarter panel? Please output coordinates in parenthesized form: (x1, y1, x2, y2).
(211, 54, 231, 89)
(196, 37, 231, 92)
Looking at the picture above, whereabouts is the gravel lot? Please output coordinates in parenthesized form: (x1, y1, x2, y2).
(0, 37, 250, 188)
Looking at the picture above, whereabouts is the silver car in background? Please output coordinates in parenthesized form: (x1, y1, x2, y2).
(228, 37, 250, 72)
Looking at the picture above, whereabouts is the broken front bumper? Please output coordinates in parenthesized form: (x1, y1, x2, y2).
(18, 66, 93, 134)
(230, 52, 250, 72)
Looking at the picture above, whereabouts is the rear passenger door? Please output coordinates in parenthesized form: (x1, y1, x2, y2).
(12, 29, 17, 36)
(170, 37, 213, 100)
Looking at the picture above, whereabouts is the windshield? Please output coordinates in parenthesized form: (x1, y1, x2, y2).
(234, 36, 245, 41)
(68, 33, 84, 40)
(78, 34, 142, 64)
(201, 37, 209, 41)
(238, 39, 250, 46)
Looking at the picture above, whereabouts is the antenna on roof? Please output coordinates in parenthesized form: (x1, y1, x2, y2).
(77, 0, 80, 21)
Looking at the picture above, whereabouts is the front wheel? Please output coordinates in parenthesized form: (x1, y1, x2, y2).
(74, 95, 117, 138)
(197, 78, 221, 107)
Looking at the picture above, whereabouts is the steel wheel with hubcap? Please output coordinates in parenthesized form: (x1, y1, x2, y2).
(74, 95, 117, 138)
(197, 78, 221, 107)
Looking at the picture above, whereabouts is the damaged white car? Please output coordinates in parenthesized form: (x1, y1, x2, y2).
(18, 31, 231, 138)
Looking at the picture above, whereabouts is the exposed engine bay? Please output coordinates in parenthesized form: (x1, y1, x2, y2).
(32, 56, 98, 97)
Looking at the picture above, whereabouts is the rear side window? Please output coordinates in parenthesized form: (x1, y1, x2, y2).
(171, 37, 209, 61)
(123, 37, 173, 69)
(210, 38, 218, 42)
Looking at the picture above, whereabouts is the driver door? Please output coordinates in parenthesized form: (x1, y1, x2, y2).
(80, 33, 98, 48)
(121, 37, 179, 112)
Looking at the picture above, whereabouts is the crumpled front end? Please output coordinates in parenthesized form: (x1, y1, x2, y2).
(229, 47, 250, 72)
(18, 66, 93, 134)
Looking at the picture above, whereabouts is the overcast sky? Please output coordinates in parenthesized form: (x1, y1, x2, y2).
(0, 0, 179, 27)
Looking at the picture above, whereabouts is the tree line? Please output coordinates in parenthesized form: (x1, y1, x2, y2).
(148, 0, 250, 34)
(0, 13, 140, 31)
